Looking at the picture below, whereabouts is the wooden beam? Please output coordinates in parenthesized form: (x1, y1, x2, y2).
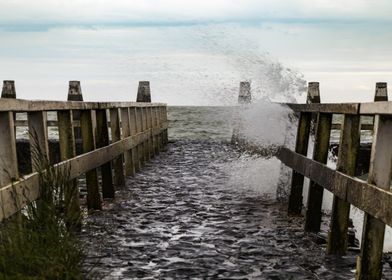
(287, 103, 359, 114)
(0, 98, 167, 112)
(110, 108, 125, 187)
(57, 110, 81, 228)
(356, 115, 392, 280)
(327, 114, 360, 255)
(120, 108, 134, 176)
(0, 112, 18, 186)
(288, 112, 312, 214)
(0, 125, 167, 222)
(96, 109, 114, 199)
(305, 113, 332, 232)
(80, 109, 101, 210)
(28, 111, 49, 171)
(128, 107, 140, 172)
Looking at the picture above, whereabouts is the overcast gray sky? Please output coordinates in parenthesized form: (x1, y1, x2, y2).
(1, 0, 391, 105)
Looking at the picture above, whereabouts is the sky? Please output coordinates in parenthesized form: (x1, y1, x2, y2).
(0, 0, 392, 105)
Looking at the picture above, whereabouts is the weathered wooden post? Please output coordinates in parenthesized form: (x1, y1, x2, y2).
(146, 107, 153, 159)
(374, 82, 388, 102)
(153, 107, 160, 154)
(67, 81, 83, 155)
(163, 106, 168, 145)
(96, 109, 114, 198)
(136, 81, 151, 102)
(304, 111, 332, 232)
(159, 107, 165, 148)
(327, 113, 360, 254)
(110, 108, 125, 186)
(142, 107, 150, 160)
(0, 110, 19, 219)
(287, 82, 318, 214)
(1, 80, 16, 99)
(356, 85, 391, 280)
(232, 82, 251, 145)
(148, 107, 156, 156)
(28, 111, 50, 170)
(136, 107, 145, 167)
(129, 107, 140, 172)
(58, 110, 81, 228)
(80, 109, 101, 210)
(154, 107, 162, 151)
(121, 108, 135, 176)
(0, 111, 18, 185)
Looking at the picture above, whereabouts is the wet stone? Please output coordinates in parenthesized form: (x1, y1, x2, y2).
(81, 140, 392, 279)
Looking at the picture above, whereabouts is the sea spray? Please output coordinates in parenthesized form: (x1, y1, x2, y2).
(227, 101, 298, 198)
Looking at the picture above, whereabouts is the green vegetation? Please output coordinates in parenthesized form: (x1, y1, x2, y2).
(0, 135, 85, 279)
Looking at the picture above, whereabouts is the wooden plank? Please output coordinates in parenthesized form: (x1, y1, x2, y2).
(129, 107, 140, 172)
(138, 107, 147, 166)
(360, 101, 392, 115)
(356, 114, 392, 280)
(0, 125, 167, 222)
(143, 108, 151, 160)
(110, 108, 125, 187)
(96, 109, 114, 199)
(305, 113, 332, 232)
(0, 112, 18, 186)
(279, 146, 392, 226)
(57, 110, 81, 228)
(28, 111, 49, 171)
(136, 107, 144, 168)
(80, 109, 101, 210)
(287, 103, 359, 114)
(120, 108, 134, 176)
(152, 107, 160, 154)
(331, 123, 373, 131)
(327, 114, 360, 255)
(0, 98, 167, 112)
(288, 112, 312, 214)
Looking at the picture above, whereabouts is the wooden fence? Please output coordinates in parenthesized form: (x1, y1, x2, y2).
(0, 94, 168, 224)
(280, 99, 392, 280)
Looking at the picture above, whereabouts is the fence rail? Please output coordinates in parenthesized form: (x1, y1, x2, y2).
(281, 94, 392, 279)
(0, 84, 168, 224)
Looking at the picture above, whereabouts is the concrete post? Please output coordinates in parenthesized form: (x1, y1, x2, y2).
(1, 81, 16, 99)
(307, 82, 321, 104)
(136, 81, 151, 102)
(232, 82, 251, 145)
(67, 81, 83, 101)
(374, 82, 388, 102)
(238, 81, 251, 104)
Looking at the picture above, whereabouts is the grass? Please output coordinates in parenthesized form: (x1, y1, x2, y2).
(0, 133, 86, 279)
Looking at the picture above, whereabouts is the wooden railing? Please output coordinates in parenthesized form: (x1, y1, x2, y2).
(280, 101, 392, 280)
(0, 98, 168, 223)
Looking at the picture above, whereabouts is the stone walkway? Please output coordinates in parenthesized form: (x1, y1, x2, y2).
(82, 140, 390, 279)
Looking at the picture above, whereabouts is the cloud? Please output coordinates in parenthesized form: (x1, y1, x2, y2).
(1, 0, 391, 29)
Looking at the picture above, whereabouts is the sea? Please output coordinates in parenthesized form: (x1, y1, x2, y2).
(12, 105, 392, 278)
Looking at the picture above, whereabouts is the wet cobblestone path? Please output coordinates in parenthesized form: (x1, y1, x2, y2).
(82, 140, 380, 279)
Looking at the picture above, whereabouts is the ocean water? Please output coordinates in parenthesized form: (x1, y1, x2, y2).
(80, 104, 392, 279)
